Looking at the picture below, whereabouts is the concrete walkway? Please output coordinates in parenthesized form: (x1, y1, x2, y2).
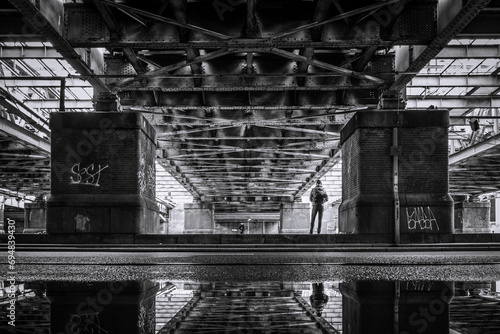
(2, 250, 500, 282)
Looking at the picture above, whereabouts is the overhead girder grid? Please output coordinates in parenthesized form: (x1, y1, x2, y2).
(6, 0, 110, 94)
(391, 0, 492, 92)
(59, 0, 438, 212)
(449, 133, 500, 195)
(13, 0, 491, 211)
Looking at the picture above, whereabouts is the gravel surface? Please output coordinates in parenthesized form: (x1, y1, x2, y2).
(2, 251, 500, 282)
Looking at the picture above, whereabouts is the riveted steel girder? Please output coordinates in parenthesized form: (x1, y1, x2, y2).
(391, 0, 492, 92)
(7, 0, 110, 93)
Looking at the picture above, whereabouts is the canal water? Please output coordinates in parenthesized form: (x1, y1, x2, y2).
(2, 251, 500, 333)
(2, 277, 500, 332)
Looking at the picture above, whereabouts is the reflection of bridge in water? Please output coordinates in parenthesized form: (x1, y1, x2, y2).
(157, 282, 339, 334)
(5, 279, 500, 334)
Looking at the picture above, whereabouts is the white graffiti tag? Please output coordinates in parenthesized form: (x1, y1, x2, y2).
(406, 206, 439, 231)
(70, 163, 109, 187)
(138, 154, 155, 197)
(75, 214, 90, 232)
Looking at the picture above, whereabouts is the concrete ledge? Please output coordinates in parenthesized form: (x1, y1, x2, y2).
(3, 233, 500, 245)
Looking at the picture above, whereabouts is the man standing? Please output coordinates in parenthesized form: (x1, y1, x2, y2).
(310, 180, 328, 234)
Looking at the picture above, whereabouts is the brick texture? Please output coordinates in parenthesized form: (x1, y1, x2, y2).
(339, 110, 453, 234)
(47, 112, 159, 234)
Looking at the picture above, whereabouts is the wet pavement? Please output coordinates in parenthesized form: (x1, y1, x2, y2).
(3, 251, 500, 333)
(2, 251, 500, 282)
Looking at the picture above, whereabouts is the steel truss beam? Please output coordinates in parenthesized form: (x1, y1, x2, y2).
(131, 106, 365, 112)
(69, 40, 394, 49)
(100, 0, 232, 40)
(23, 99, 93, 109)
(156, 159, 201, 199)
(116, 84, 382, 92)
(390, 0, 491, 91)
(0, 77, 90, 87)
(294, 149, 342, 198)
(435, 45, 500, 58)
(449, 133, 500, 165)
(0, 87, 50, 136)
(164, 149, 331, 160)
(406, 97, 500, 110)
(0, 45, 62, 59)
(409, 75, 500, 87)
(7, 0, 110, 93)
(0, 118, 50, 154)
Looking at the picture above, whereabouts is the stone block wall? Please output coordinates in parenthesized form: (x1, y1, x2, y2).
(47, 112, 159, 234)
(24, 202, 47, 233)
(280, 202, 310, 234)
(455, 201, 491, 233)
(339, 109, 453, 235)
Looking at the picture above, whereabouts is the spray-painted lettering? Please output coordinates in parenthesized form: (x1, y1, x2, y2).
(75, 214, 90, 232)
(138, 154, 155, 197)
(70, 163, 109, 187)
(406, 206, 439, 231)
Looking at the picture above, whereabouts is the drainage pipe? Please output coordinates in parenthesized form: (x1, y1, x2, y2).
(393, 127, 400, 244)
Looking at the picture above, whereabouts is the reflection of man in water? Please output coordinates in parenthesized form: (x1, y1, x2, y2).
(238, 223, 245, 234)
(310, 283, 329, 317)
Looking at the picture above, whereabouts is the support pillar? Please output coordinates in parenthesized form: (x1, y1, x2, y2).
(399, 282, 454, 334)
(47, 281, 158, 334)
(47, 112, 159, 234)
(24, 199, 47, 233)
(339, 109, 453, 235)
(340, 281, 454, 334)
(454, 199, 491, 233)
(184, 203, 214, 233)
(280, 202, 310, 234)
(340, 282, 396, 334)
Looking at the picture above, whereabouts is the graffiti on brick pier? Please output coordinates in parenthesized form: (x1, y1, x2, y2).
(406, 206, 439, 231)
(70, 163, 109, 187)
(138, 154, 155, 197)
(75, 214, 90, 232)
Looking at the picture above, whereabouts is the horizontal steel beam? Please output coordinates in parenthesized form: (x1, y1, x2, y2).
(23, 99, 93, 109)
(70, 40, 395, 49)
(435, 45, 500, 58)
(449, 133, 500, 165)
(406, 97, 500, 110)
(0, 118, 50, 154)
(131, 106, 365, 112)
(116, 84, 382, 92)
(295, 149, 341, 198)
(214, 213, 281, 221)
(390, 0, 491, 91)
(409, 75, 500, 87)
(7, 0, 110, 93)
(0, 88, 51, 136)
(0, 77, 91, 87)
(270, 48, 386, 84)
(457, 12, 500, 38)
(0, 45, 62, 59)
(167, 157, 325, 161)
(100, 0, 232, 40)
(159, 136, 333, 142)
